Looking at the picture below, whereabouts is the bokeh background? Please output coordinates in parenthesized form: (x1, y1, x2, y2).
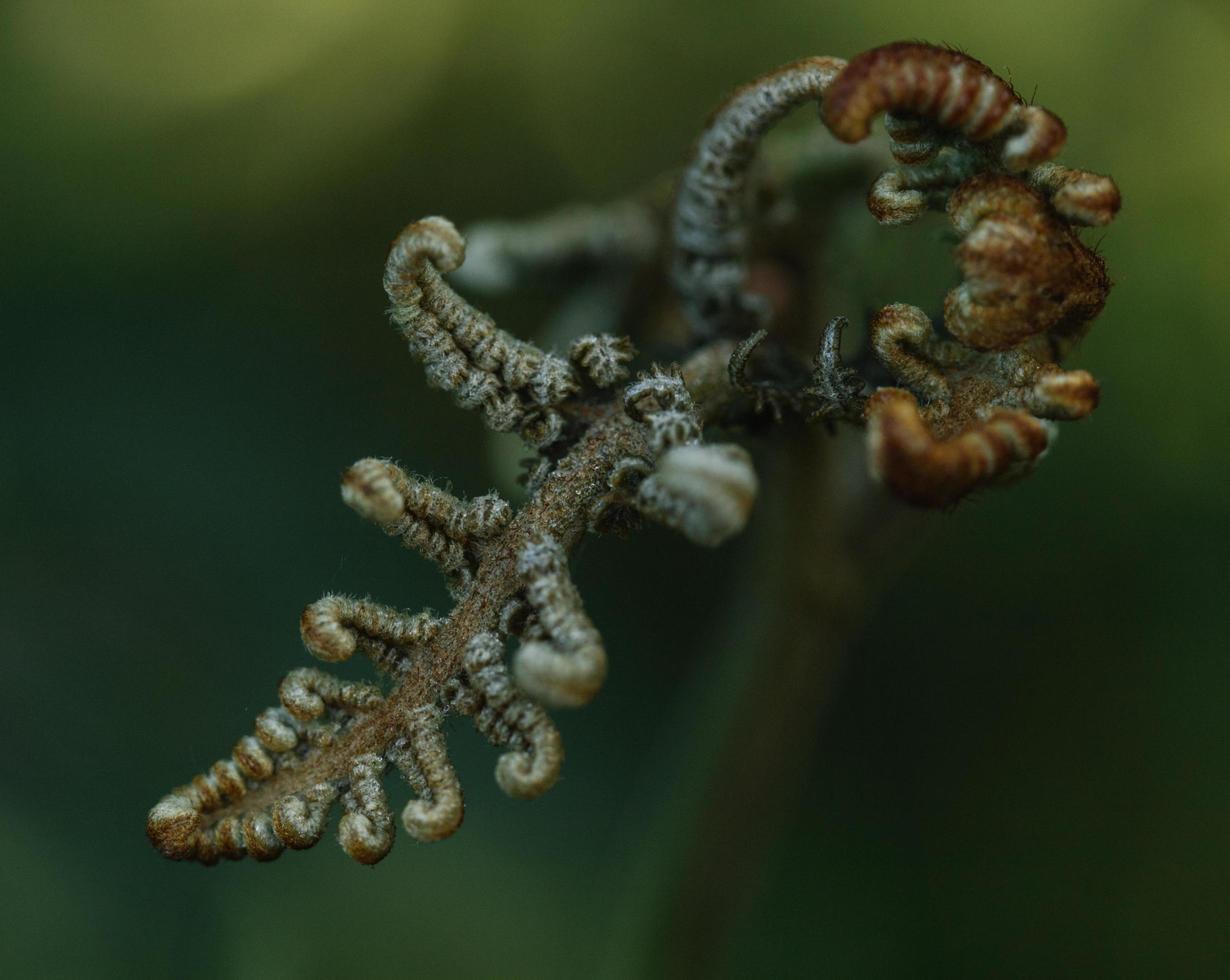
(3, 0, 1228, 976)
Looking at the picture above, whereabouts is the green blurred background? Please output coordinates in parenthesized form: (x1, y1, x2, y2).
(3, 0, 1228, 976)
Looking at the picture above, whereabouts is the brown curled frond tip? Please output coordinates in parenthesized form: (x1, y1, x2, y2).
(817, 41, 1120, 235)
(864, 297, 1104, 507)
(822, 42, 1065, 171)
(830, 42, 1118, 507)
(866, 388, 1050, 508)
(945, 174, 1111, 352)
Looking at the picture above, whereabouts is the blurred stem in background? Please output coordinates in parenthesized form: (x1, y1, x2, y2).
(603, 431, 925, 976)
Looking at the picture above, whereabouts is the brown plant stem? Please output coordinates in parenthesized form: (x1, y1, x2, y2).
(195, 406, 651, 832)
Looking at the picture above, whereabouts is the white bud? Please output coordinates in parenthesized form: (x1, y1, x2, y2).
(636, 443, 757, 546)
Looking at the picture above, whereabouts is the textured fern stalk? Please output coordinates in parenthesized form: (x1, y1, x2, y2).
(148, 41, 1119, 866)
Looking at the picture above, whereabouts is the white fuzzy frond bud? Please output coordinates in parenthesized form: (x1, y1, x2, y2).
(635, 443, 758, 546)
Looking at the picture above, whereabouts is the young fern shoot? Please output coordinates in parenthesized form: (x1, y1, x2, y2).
(148, 41, 1120, 866)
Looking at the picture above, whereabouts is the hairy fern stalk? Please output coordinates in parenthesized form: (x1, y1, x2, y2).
(147, 42, 1120, 867)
